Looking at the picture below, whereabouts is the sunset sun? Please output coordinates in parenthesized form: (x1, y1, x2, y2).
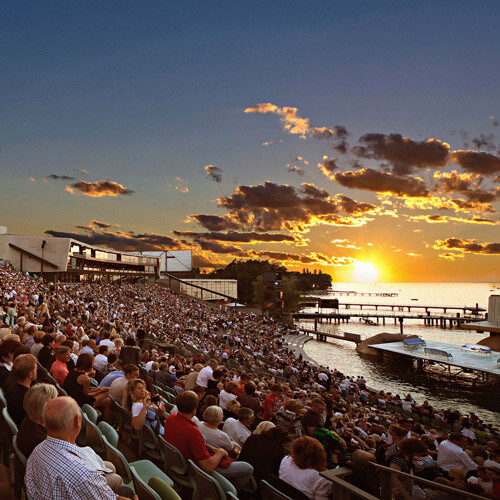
(353, 262, 378, 283)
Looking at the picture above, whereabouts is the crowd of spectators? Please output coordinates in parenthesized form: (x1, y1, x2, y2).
(0, 261, 499, 499)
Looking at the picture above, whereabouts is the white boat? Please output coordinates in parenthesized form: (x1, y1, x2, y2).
(461, 344, 491, 355)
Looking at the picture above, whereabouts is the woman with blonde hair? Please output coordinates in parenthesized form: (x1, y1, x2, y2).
(123, 378, 165, 433)
(279, 436, 331, 500)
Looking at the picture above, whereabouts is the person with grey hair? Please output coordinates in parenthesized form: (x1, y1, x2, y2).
(17, 383, 58, 458)
(199, 405, 235, 453)
(223, 407, 254, 448)
(25, 396, 136, 500)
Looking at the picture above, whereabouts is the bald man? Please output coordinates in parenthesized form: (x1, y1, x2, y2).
(25, 396, 136, 500)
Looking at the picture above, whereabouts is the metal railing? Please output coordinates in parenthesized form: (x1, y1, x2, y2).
(322, 464, 487, 500)
(373, 463, 486, 500)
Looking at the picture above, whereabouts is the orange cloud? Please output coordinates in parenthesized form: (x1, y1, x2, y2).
(433, 238, 500, 255)
(204, 165, 223, 183)
(334, 168, 430, 198)
(169, 178, 189, 193)
(245, 103, 347, 141)
(261, 139, 284, 146)
(67, 180, 134, 197)
(438, 252, 465, 261)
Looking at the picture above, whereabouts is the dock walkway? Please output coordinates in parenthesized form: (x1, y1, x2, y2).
(371, 340, 500, 377)
(294, 310, 484, 330)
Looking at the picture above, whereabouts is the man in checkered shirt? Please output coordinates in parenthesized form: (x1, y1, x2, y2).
(25, 396, 137, 500)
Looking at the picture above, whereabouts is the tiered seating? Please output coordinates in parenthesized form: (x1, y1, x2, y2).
(187, 459, 238, 500)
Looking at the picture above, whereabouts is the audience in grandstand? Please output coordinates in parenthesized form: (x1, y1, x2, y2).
(0, 262, 499, 499)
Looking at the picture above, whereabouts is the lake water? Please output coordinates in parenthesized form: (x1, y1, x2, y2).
(298, 282, 500, 424)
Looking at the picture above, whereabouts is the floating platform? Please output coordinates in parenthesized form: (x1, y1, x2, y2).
(371, 340, 500, 376)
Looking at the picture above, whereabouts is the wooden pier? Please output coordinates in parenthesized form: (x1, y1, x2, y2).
(325, 290, 399, 297)
(298, 326, 362, 344)
(294, 309, 485, 332)
(302, 300, 485, 315)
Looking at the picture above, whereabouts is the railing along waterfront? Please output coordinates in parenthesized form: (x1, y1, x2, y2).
(321, 464, 486, 500)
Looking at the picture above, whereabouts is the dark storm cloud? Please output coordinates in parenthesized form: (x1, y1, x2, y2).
(209, 181, 377, 231)
(67, 180, 135, 197)
(192, 254, 225, 269)
(47, 174, 76, 181)
(434, 238, 500, 255)
(187, 214, 247, 231)
(204, 165, 223, 183)
(352, 133, 450, 173)
(253, 250, 319, 263)
(195, 240, 248, 255)
(450, 150, 500, 176)
(45, 229, 183, 252)
(333, 168, 429, 198)
(434, 171, 500, 204)
(450, 198, 496, 213)
(90, 220, 119, 229)
(333, 140, 349, 154)
(471, 134, 496, 152)
(427, 215, 446, 222)
(336, 194, 379, 214)
(253, 250, 358, 267)
(318, 156, 339, 179)
(173, 230, 304, 244)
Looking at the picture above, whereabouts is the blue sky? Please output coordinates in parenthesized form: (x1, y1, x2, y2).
(2, 1, 500, 281)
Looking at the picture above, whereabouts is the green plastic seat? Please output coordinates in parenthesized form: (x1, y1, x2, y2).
(261, 476, 308, 500)
(187, 459, 237, 500)
(158, 435, 193, 490)
(139, 422, 162, 461)
(149, 477, 182, 500)
(98, 420, 119, 448)
(0, 406, 17, 469)
(0, 388, 6, 408)
(12, 434, 27, 499)
(82, 413, 105, 457)
(2, 406, 18, 437)
(114, 401, 139, 448)
(130, 466, 162, 500)
(260, 479, 294, 500)
(55, 382, 68, 396)
(82, 403, 99, 423)
(102, 435, 174, 491)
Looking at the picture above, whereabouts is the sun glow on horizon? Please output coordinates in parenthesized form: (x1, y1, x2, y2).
(353, 262, 378, 283)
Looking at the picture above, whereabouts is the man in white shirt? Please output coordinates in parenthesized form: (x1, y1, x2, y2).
(80, 339, 96, 355)
(222, 408, 254, 448)
(109, 364, 140, 402)
(99, 332, 115, 350)
(26, 396, 136, 500)
(196, 359, 217, 388)
(93, 345, 109, 373)
(437, 432, 478, 473)
(461, 423, 476, 441)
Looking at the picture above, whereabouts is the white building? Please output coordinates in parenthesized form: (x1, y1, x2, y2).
(0, 228, 159, 282)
